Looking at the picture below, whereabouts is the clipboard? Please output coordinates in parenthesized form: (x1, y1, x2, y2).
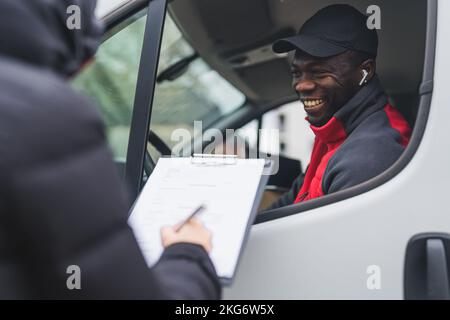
(128, 154, 270, 285)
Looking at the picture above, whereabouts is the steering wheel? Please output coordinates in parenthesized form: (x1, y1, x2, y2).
(144, 130, 172, 177)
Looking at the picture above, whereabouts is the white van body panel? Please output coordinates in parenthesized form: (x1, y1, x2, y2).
(96, 0, 131, 18)
(224, 0, 449, 299)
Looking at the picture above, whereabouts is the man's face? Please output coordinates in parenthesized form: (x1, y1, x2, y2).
(291, 50, 362, 127)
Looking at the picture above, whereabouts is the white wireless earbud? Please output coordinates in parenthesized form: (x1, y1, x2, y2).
(359, 70, 369, 86)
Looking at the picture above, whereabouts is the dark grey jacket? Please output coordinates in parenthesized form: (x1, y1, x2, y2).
(0, 0, 220, 299)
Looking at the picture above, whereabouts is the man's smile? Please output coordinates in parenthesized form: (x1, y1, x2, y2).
(301, 98, 327, 115)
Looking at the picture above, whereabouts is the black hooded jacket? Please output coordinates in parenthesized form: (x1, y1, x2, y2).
(0, 0, 220, 299)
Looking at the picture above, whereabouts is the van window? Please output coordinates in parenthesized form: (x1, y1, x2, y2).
(148, 15, 246, 160)
(73, 10, 147, 164)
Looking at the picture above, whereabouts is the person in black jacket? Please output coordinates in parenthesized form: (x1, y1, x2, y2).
(0, 0, 220, 299)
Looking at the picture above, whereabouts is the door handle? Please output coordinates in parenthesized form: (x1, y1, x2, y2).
(426, 239, 450, 299)
(405, 233, 450, 300)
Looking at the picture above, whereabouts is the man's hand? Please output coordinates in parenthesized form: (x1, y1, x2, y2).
(161, 219, 213, 252)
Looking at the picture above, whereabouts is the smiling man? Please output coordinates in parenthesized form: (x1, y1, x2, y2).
(267, 4, 411, 209)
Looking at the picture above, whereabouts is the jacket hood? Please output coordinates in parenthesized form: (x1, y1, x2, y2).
(0, 0, 103, 77)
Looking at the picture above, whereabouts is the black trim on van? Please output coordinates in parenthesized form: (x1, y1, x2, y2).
(125, 0, 168, 201)
(255, 0, 437, 224)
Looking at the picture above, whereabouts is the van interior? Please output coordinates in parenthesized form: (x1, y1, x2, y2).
(168, 0, 427, 126)
(159, 0, 428, 210)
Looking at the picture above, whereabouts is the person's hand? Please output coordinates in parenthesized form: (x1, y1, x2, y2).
(161, 218, 213, 252)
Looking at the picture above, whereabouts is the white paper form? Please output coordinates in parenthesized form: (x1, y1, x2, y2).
(128, 157, 266, 280)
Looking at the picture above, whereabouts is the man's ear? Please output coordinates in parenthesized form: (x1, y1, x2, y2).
(360, 59, 376, 82)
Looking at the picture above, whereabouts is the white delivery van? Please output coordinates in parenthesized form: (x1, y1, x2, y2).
(76, 0, 447, 299)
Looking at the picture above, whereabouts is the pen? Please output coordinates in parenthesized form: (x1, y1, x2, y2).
(175, 205, 206, 232)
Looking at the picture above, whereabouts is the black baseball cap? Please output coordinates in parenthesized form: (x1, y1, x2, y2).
(273, 4, 378, 58)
